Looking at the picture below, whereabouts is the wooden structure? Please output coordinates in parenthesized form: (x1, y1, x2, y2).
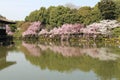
(0, 18, 15, 43)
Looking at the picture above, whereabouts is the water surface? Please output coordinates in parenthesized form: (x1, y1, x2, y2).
(0, 41, 120, 80)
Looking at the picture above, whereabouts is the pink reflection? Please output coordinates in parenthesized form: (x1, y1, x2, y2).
(38, 44, 120, 61)
(38, 44, 83, 57)
(22, 42, 41, 57)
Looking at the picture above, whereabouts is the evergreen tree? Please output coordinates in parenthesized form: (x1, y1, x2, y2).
(98, 0, 116, 19)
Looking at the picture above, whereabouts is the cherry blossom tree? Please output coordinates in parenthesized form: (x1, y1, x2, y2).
(22, 21, 41, 37)
(6, 25, 14, 36)
(87, 20, 120, 34)
(38, 23, 100, 40)
(39, 23, 84, 36)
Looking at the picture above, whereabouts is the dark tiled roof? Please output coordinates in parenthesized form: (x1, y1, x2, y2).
(0, 18, 16, 24)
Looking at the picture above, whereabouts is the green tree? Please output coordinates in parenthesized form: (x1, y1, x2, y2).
(25, 10, 39, 21)
(25, 7, 47, 24)
(37, 7, 47, 24)
(78, 6, 101, 25)
(9, 24, 17, 32)
(98, 0, 116, 19)
(111, 27, 120, 38)
(48, 6, 82, 28)
(78, 6, 92, 24)
(25, 6, 82, 29)
(113, 0, 120, 21)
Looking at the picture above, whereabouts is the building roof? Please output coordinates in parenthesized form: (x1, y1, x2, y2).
(0, 18, 16, 24)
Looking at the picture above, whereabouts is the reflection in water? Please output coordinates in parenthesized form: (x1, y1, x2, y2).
(39, 44, 120, 60)
(22, 41, 41, 56)
(0, 43, 16, 70)
(22, 41, 120, 61)
(0, 40, 14, 47)
(21, 41, 120, 80)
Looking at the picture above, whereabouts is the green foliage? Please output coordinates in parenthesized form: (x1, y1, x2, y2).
(47, 6, 82, 28)
(117, 17, 120, 22)
(9, 24, 17, 32)
(111, 27, 120, 37)
(25, 7, 48, 24)
(37, 7, 48, 24)
(25, 6, 82, 29)
(25, 5, 102, 28)
(113, 0, 120, 21)
(25, 10, 39, 22)
(98, 0, 116, 19)
(24, 1, 120, 29)
(78, 6, 101, 25)
(22, 44, 120, 80)
(14, 21, 31, 37)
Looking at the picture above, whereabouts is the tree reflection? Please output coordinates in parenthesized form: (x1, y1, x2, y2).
(0, 44, 16, 70)
(21, 41, 120, 80)
(22, 41, 41, 57)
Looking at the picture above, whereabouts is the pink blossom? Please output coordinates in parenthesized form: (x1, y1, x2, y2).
(6, 25, 14, 36)
(39, 23, 84, 37)
(39, 29, 49, 35)
(22, 41, 41, 56)
(22, 21, 41, 37)
(7, 32, 14, 35)
(38, 44, 120, 60)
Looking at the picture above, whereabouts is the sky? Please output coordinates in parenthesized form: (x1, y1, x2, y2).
(0, 0, 100, 21)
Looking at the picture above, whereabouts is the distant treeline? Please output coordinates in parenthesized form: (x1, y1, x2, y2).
(25, 0, 120, 30)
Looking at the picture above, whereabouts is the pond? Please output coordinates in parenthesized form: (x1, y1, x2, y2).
(0, 40, 120, 80)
